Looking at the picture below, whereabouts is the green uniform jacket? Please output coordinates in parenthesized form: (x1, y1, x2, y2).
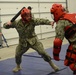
(55, 20, 76, 49)
(3, 18, 51, 47)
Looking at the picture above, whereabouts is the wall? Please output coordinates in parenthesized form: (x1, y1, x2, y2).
(68, 0, 76, 13)
(0, 0, 66, 46)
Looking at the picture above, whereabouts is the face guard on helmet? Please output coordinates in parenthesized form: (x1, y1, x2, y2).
(50, 3, 66, 22)
(21, 8, 31, 22)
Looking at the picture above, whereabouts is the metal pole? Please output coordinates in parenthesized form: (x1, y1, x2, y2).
(66, 0, 69, 12)
(0, 8, 2, 48)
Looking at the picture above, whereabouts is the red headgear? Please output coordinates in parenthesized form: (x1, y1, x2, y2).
(21, 8, 31, 22)
(50, 3, 66, 22)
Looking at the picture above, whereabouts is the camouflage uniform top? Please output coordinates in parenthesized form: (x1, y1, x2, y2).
(3, 18, 51, 47)
(55, 20, 76, 49)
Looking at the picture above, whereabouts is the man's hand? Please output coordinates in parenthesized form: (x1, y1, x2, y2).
(53, 55, 60, 61)
(50, 21, 55, 28)
(0, 33, 2, 36)
(7, 21, 12, 25)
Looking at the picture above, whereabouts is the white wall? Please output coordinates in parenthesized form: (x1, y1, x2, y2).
(68, 0, 76, 13)
(0, 0, 66, 46)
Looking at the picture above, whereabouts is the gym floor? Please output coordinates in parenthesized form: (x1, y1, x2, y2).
(0, 37, 72, 75)
(0, 37, 68, 61)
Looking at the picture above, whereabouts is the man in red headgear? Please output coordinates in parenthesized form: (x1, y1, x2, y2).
(50, 3, 76, 75)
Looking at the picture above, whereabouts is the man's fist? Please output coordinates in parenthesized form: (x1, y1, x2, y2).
(53, 55, 60, 61)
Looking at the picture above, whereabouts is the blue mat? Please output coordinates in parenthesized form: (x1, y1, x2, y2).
(0, 44, 73, 75)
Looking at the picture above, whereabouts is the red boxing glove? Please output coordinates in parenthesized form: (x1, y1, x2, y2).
(53, 55, 60, 61)
(53, 38, 62, 61)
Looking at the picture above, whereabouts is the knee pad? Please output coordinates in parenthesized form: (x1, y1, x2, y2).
(41, 54, 51, 62)
(69, 63, 76, 71)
